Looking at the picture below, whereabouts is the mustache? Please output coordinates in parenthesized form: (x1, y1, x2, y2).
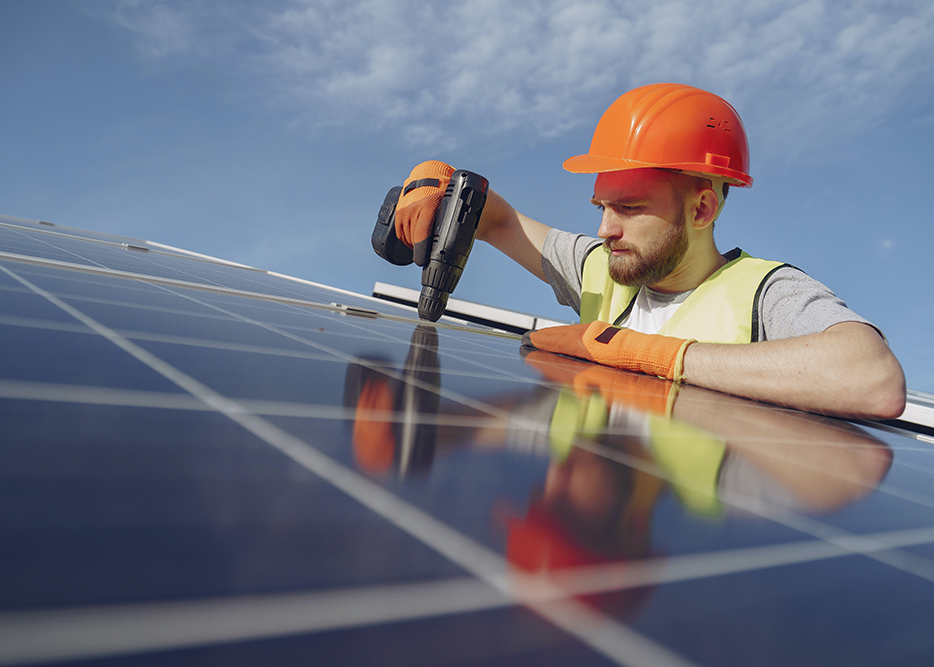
(603, 240, 637, 254)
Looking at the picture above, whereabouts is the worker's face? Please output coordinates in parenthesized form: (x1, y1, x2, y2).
(592, 170, 689, 288)
(543, 446, 621, 528)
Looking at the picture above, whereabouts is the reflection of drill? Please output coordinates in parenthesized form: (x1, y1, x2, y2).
(344, 325, 441, 477)
(371, 170, 488, 322)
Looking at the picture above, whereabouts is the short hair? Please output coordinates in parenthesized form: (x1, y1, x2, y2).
(664, 170, 729, 208)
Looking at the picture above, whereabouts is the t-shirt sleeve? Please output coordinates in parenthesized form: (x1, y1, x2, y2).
(758, 267, 877, 341)
(541, 228, 602, 314)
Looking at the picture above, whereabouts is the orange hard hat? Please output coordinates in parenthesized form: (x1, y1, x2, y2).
(564, 83, 753, 187)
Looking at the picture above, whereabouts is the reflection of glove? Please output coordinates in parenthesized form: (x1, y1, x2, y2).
(525, 321, 694, 382)
(572, 366, 678, 416)
(395, 160, 454, 266)
(524, 350, 678, 417)
(352, 376, 396, 474)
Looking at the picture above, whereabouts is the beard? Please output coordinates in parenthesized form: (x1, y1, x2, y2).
(603, 207, 689, 287)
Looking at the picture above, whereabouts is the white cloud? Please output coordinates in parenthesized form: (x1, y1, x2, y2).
(103, 0, 934, 155)
(107, 0, 199, 59)
(876, 237, 897, 260)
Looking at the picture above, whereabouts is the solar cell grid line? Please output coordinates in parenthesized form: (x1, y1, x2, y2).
(5, 525, 934, 666)
(561, 426, 934, 584)
(585, 402, 934, 517)
(0, 250, 424, 326)
(0, 217, 262, 270)
(0, 224, 138, 273)
(145, 240, 259, 268)
(552, 386, 892, 494)
(0, 378, 367, 423)
(0, 310, 349, 369)
(141, 280, 552, 429)
(0, 219, 398, 308)
(0, 579, 513, 666)
(0, 214, 161, 247)
(1, 358, 930, 528)
(0, 245, 523, 342)
(2, 215, 520, 329)
(587, 380, 934, 511)
(1, 266, 525, 398)
(0, 238, 285, 296)
(0, 379, 210, 411)
(0, 232, 94, 268)
(551, 382, 934, 543)
(881, 457, 934, 488)
(0, 261, 703, 666)
(7, 357, 930, 522)
(149, 280, 539, 389)
(874, 474, 934, 511)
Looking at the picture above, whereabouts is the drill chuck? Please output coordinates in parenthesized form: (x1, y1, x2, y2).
(417, 286, 449, 323)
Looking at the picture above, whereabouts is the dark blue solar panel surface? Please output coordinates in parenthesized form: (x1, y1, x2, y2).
(1, 214, 932, 666)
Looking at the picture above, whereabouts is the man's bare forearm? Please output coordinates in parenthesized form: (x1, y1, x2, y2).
(476, 190, 551, 282)
(681, 321, 906, 419)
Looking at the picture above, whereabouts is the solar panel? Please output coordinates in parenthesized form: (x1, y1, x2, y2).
(1, 212, 933, 666)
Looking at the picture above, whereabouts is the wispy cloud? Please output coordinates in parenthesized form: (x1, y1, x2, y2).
(876, 237, 897, 260)
(107, 0, 200, 59)
(103, 0, 934, 155)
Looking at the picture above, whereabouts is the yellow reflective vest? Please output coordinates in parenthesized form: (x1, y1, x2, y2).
(580, 247, 789, 344)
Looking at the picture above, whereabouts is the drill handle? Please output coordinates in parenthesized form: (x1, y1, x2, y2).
(417, 170, 489, 321)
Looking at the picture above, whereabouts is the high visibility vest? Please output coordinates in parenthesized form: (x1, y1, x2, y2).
(580, 248, 789, 344)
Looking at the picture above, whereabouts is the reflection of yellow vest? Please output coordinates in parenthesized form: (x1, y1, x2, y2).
(547, 388, 727, 517)
(647, 415, 726, 517)
(580, 248, 789, 344)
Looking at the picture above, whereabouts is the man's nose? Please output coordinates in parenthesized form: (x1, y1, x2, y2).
(597, 210, 621, 240)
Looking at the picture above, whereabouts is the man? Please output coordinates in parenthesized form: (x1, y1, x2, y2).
(393, 83, 905, 420)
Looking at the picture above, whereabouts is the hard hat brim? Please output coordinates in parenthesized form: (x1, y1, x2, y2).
(563, 154, 753, 188)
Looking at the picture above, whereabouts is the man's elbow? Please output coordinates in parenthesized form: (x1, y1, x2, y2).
(831, 324, 907, 421)
(859, 354, 906, 421)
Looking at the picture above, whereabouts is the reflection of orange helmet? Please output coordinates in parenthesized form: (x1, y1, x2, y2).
(506, 501, 655, 619)
(507, 502, 605, 572)
(564, 83, 753, 187)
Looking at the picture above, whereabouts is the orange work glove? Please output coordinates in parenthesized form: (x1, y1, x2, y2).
(395, 160, 455, 266)
(525, 321, 695, 382)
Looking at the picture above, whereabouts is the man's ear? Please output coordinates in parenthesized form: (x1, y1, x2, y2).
(691, 188, 720, 229)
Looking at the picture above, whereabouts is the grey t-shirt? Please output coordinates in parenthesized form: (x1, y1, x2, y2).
(540, 229, 874, 341)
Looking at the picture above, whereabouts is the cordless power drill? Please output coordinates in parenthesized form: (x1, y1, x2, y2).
(371, 169, 489, 322)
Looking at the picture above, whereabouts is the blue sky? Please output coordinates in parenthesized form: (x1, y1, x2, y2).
(2, 0, 933, 392)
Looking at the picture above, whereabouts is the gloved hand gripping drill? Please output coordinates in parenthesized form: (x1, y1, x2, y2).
(372, 161, 488, 322)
